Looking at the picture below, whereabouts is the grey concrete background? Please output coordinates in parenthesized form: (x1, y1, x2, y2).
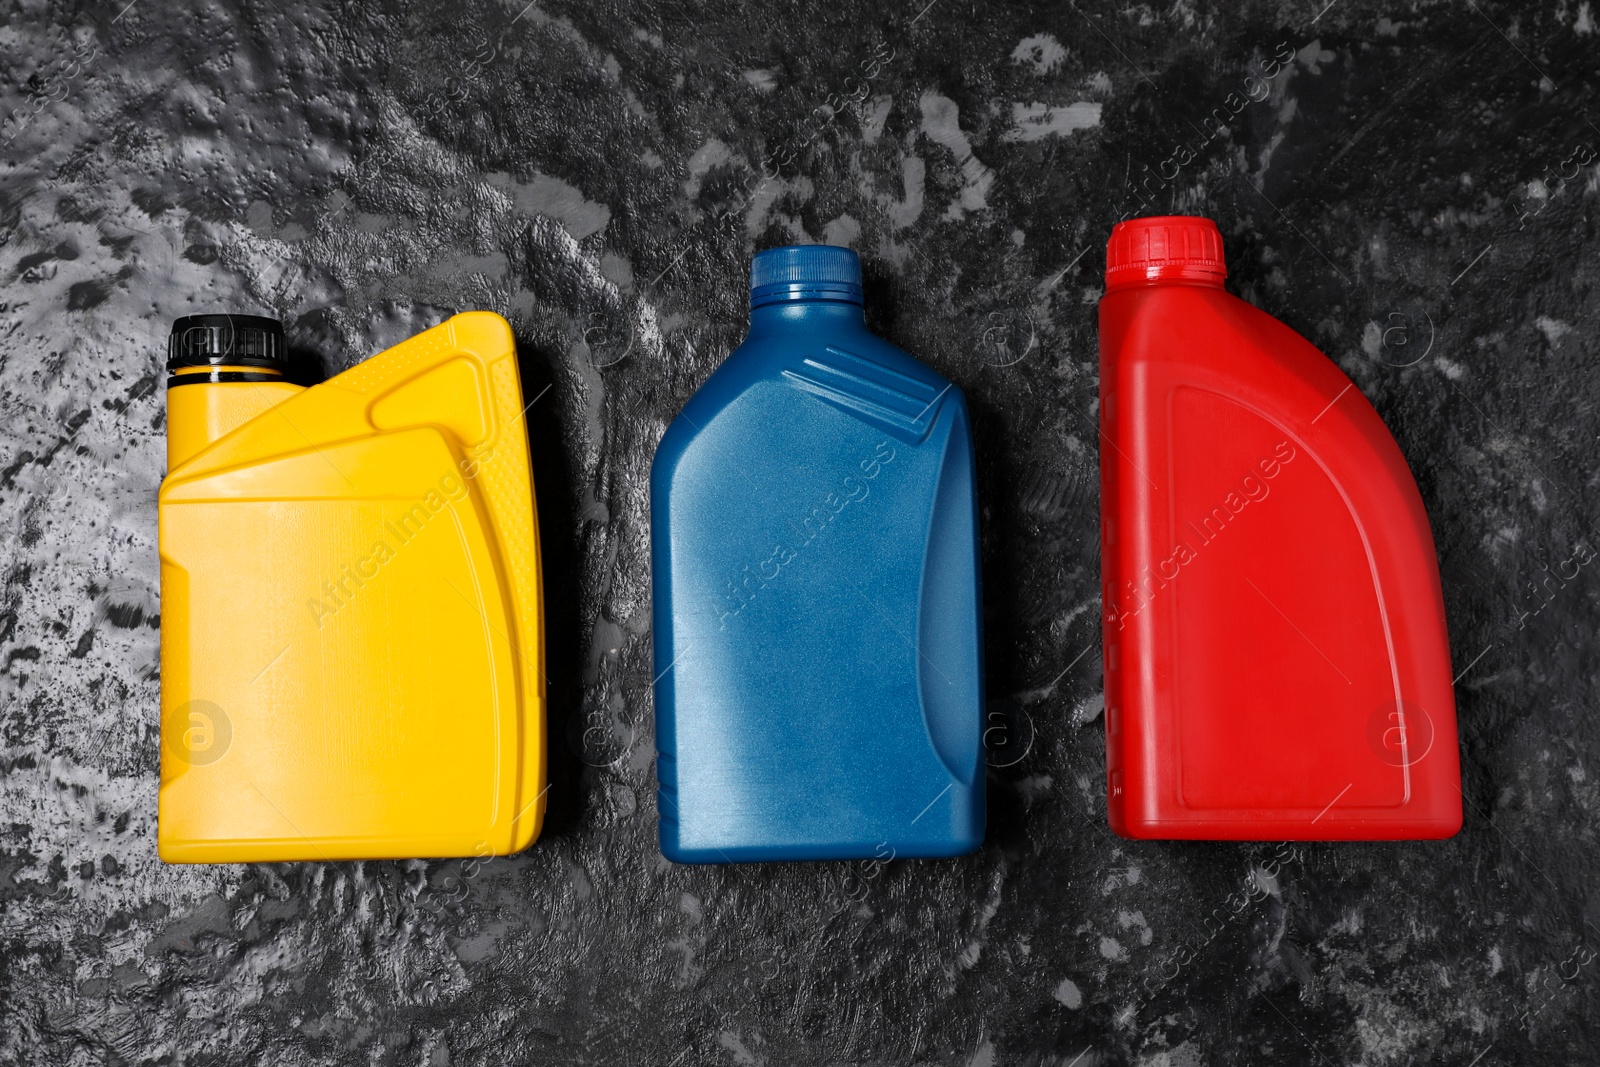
(2, 0, 1598, 1063)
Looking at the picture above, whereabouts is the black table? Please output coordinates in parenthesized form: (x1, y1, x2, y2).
(2, 0, 1596, 1062)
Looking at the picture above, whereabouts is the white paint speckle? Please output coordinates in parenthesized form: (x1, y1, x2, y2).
(682, 138, 733, 199)
(1297, 40, 1336, 74)
(860, 94, 893, 143)
(1535, 315, 1571, 345)
(1118, 910, 1153, 946)
(919, 92, 994, 216)
(1249, 864, 1281, 898)
(484, 171, 611, 240)
(742, 68, 777, 93)
(718, 1030, 764, 1066)
(744, 174, 814, 239)
(1053, 977, 1083, 1009)
(881, 155, 925, 230)
(1003, 101, 1102, 142)
(1330, 908, 1364, 936)
(1361, 320, 1384, 360)
(1011, 34, 1068, 75)
(1167, 1040, 1206, 1067)
(822, 214, 861, 247)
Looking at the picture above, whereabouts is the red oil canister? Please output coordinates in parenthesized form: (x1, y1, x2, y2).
(1098, 215, 1461, 839)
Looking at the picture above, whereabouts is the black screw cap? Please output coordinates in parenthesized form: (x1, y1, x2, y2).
(167, 314, 288, 372)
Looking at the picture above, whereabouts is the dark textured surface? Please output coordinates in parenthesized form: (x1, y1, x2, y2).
(2, 0, 1599, 1063)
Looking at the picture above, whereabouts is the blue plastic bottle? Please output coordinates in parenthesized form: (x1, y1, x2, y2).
(651, 245, 985, 863)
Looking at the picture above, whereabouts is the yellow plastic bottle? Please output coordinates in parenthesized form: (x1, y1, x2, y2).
(158, 312, 545, 862)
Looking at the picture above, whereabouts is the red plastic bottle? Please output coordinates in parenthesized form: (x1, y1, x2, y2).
(1098, 216, 1461, 840)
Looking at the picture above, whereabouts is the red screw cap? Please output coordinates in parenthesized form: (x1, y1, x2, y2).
(1105, 215, 1228, 289)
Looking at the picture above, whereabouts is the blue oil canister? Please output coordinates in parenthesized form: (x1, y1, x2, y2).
(651, 245, 986, 862)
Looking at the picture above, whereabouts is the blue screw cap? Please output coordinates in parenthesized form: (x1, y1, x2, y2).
(750, 245, 864, 307)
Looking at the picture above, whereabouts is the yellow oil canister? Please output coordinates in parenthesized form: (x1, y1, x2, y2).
(157, 312, 545, 862)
